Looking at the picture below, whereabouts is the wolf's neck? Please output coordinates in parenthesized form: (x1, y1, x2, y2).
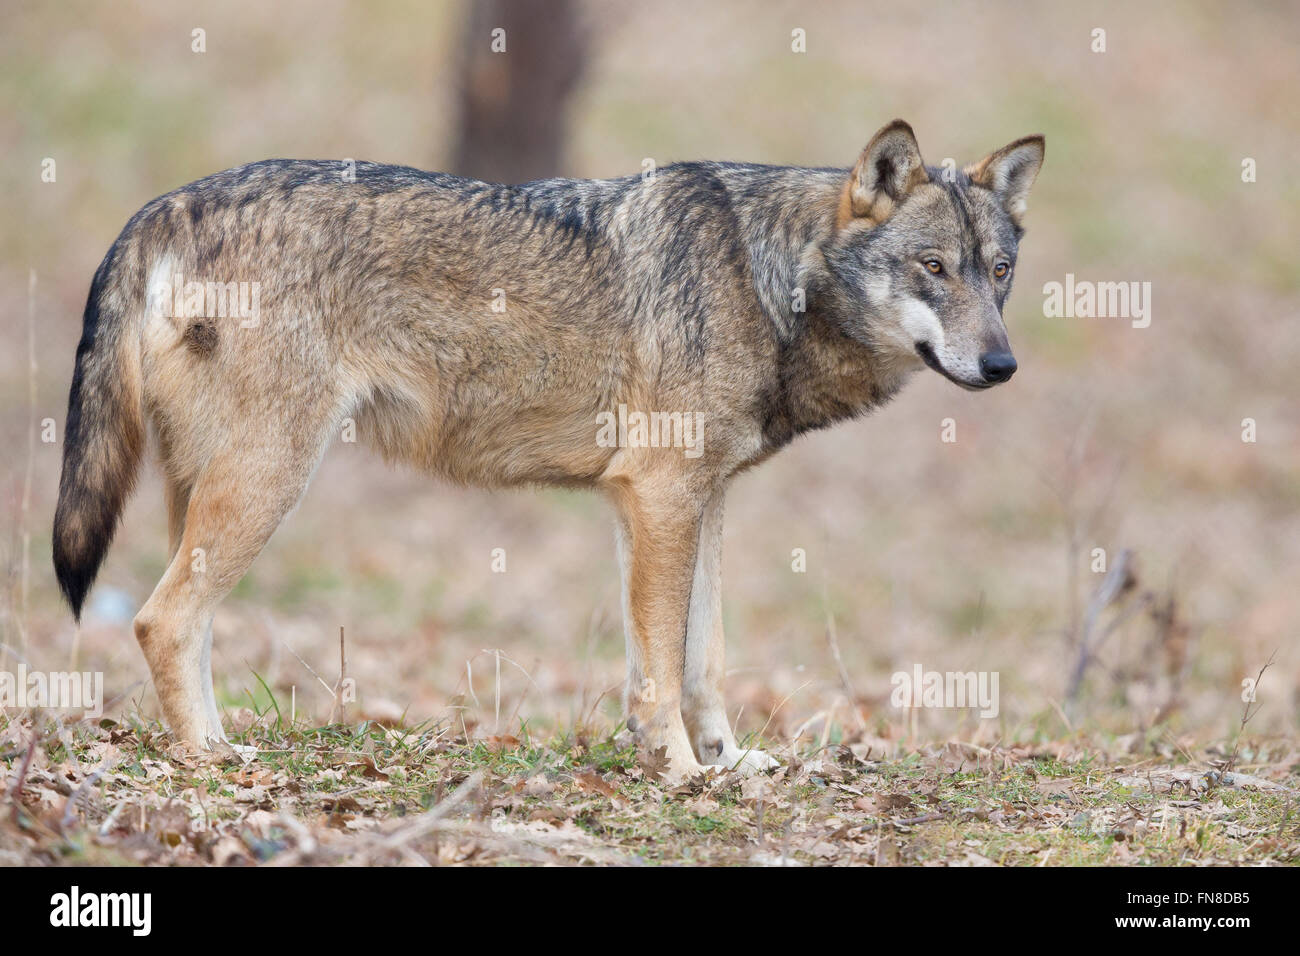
(758, 307, 913, 451)
(738, 170, 844, 341)
(737, 172, 912, 449)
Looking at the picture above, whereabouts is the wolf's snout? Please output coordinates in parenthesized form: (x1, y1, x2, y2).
(979, 351, 1017, 384)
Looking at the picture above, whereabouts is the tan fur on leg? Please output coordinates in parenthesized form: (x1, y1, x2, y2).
(609, 476, 710, 783)
(134, 439, 326, 750)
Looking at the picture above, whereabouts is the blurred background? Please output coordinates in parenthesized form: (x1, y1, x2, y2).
(1, 0, 1297, 752)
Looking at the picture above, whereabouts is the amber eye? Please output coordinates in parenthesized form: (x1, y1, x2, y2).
(994, 262, 1010, 279)
(924, 259, 943, 275)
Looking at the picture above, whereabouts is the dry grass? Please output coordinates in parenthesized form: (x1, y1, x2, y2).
(2, 711, 1296, 866)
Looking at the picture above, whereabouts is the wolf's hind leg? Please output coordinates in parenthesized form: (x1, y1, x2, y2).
(159, 475, 224, 745)
(133, 443, 323, 750)
(680, 491, 778, 775)
(164, 475, 191, 560)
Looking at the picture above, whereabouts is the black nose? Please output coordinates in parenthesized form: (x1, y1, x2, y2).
(979, 351, 1018, 383)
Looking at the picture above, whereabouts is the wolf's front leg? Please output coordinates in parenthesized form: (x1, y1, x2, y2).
(612, 484, 711, 784)
(680, 491, 779, 775)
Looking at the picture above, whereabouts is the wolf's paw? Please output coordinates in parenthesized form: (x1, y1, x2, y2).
(634, 722, 713, 786)
(645, 749, 717, 787)
(187, 735, 257, 765)
(666, 760, 721, 786)
(712, 746, 780, 776)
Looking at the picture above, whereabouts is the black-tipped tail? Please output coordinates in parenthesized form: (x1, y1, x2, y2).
(53, 254, 144, 620)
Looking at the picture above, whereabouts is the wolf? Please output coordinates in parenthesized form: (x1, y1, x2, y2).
(53, 120, 1043, 781)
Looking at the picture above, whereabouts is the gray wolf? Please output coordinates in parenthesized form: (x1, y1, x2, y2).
(53, 120, 1043, 781)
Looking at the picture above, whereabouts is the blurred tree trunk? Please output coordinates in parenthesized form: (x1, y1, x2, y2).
(451, 0, 588, 184)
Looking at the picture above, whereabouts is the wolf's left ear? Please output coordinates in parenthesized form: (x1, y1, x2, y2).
(966, 135, 1045, 226)
(840, 119, 929, 228)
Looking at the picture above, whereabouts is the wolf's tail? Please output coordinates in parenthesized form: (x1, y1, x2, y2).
(53, 245, 146, 620)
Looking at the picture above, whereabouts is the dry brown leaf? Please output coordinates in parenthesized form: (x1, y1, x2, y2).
(637, 745, 671, 781)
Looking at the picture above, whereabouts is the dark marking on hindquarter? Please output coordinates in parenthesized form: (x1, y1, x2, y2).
(183, 321, 218, 355)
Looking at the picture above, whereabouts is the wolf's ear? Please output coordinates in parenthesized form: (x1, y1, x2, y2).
(966, 135, 1045, 226)
(839, 119, 929, 228)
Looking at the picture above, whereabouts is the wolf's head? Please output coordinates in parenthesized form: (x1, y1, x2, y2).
(806, 120, 1044, 390)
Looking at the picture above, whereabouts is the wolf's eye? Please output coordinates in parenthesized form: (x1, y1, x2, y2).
(923, 259, 943, 275)
(994, 262, 1010, 279)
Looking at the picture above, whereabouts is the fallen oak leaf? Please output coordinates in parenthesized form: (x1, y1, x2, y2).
(573, 771, 622, 802)
(637, 745, 671, 781)
(740, 773, 779, 806)
(685, 794, 720, 816)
